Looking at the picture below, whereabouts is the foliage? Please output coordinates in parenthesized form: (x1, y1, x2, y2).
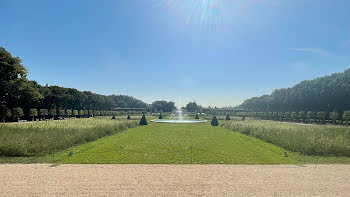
(185, 102, 203, 112)
(211, 115, 218, 126)
(159, 112, 163, 119)
(0, 118, 138, 156)
(239, 69, 350, 112)
(151, 101, 176, 112)
(343, 111, 350, 125)
(140, 114, 147, 125)
(195, 114, 199, 119)
(13, 107, 24, 121)
(225, 114, 231, 121)
(66, 109, 72, 117)
(127, 115, 131, 120)
(29, 109, 38, 120)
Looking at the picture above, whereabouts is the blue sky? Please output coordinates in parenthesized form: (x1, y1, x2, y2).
(1, 0, 349, 107)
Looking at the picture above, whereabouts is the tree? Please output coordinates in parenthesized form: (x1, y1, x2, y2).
(40, 109, 48, 120)
(159, 112, 163, 119)
(284, 112, 291, 121)
(13, 107, 24, 122)
(29, 108, 38, 121)
(140, 114, 147, 125)
(66, 109, 72, 118)
(306, 111, 315, 123)
(317, 111, 326, 124)
(151, 101, 176, 112)
(329, 111, 339, 125)
(186, 102, 199, 112)
(298, 111, 306, 123)
(291, 112, 298, 122)
(5, 109, 11, 122)
(211, 115, 218, 126)
(127, 115, 131, 120)
(79, 109, 85, 118)
(239, 69, 350, 114)
(225, 114, 231, 121)
(195, 114, 199, 119)
(343, 110, 350, 126)
(58, 109, 65, 118)
(49, 108, 56, 119)
(0, 47, 42, 118)
(73, 110, 78, 117)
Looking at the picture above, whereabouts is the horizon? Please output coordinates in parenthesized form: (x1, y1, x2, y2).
(1, 0, 349, 107)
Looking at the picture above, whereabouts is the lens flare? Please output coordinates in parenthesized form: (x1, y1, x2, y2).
(152, 0, 224, 30)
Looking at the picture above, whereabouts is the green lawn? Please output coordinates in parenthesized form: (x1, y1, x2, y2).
(45, 121, 350, 164)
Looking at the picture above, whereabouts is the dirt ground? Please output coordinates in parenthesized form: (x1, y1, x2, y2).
(0, 164, 349, 196)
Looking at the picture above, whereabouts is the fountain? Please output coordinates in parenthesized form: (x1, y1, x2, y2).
(151, 109, 207, 123)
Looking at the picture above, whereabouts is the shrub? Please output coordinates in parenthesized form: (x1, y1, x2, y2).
(140, 114, 147, 125)
(127, 115, 131, 120)
(225, 114, 230, 121)
(111, 115, 116, 120)
(159, 112, 163, 119)
(211, 115, 218, 126)
(195, 114, 199, 119)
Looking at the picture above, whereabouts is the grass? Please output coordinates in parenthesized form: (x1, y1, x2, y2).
(0, 117, 138, 157)
(222, 119, 350, 157)
(45, 122, 350, 164)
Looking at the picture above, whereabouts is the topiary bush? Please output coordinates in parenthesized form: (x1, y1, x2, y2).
(140, 114, 147, 125)
(225, 114, 231, 121)
(195, 114, 199, 119)
(111, 115, 116, 120)
(159, 112, 163, 119)
(127, 115, 131, 120)
(211, 115, 218, 126)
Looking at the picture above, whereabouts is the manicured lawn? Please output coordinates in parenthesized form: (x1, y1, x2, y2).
(47, 122, 350, 164)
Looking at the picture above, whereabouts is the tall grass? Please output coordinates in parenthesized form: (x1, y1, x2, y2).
(222, 120, 350, 157)
(0, 117, 138, 157)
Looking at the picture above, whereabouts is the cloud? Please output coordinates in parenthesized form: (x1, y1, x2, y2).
(288, 48, 330, 56)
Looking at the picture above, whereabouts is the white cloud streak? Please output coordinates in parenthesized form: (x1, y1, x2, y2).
(288, 48, 330, 56)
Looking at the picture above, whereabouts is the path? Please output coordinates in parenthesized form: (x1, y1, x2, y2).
(1, 164, 349, 196)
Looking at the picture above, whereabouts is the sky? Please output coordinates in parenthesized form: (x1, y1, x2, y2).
(1, 0, 349, 107)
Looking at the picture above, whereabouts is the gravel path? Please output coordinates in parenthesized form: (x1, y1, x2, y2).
(0, 164, 349, 196)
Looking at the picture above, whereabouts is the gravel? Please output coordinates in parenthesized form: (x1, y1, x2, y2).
(0, 164, 349, 196)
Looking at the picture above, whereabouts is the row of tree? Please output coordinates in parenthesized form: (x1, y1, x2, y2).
(3, 107, 149, 122)
(239, 69, 350, 113)
(234, 111, 350, 125)
(1, 47, 152, 122)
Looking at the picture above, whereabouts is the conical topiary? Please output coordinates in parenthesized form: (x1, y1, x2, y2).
(225, 114, 231, 121)
(111, 115, 116, 120)
(159, 112, 163, 119)
(195, 114, 199, 119)
(140, 114, 147, 125)
(127, 115, 131, 120)
(211, 115, 218, 126)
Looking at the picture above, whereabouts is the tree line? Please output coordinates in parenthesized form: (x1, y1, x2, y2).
(234, 111, 350, 125)
(1, 47, 150, 122)
(239, 68, 350, 114)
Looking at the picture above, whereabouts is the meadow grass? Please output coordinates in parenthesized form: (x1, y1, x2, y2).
(222, 119, 350, 157)
(0, 117, 138, 157)
(47, 122, 350, 164)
